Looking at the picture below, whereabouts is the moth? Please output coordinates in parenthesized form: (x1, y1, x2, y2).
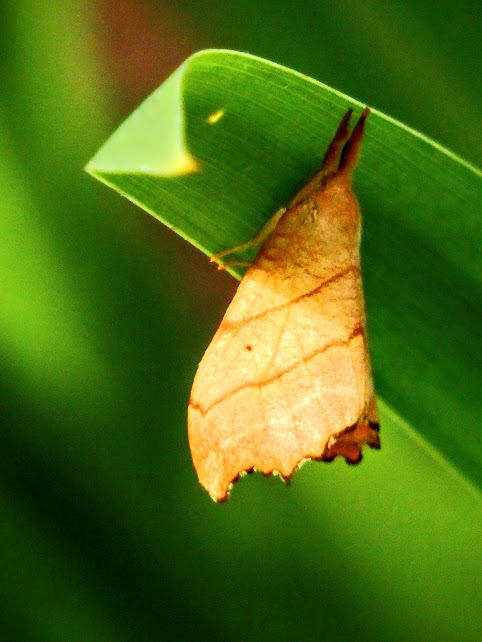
(189, 108, 379, 501)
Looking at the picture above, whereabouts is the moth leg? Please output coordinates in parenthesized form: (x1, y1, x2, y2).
(210, 206, 286, 269)
(214, 260, 251, 271)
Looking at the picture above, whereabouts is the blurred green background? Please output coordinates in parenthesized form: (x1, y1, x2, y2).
(1, 1, 480, 640)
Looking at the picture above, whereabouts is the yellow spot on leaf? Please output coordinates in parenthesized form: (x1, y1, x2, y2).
(207, 109, 225, 124)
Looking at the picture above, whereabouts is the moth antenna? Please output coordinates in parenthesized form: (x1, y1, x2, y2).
(289, 109, 353, 207)
(339, 107, 370, 176)
(320, 108, 353, 175)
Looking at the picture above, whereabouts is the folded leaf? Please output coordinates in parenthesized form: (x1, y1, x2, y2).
(86, 49, 481, 490)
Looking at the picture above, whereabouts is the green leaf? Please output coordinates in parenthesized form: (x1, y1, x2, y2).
(86, 49, 481, 493)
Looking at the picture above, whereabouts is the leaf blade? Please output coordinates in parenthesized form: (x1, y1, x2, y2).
(86, 49, 481, 490)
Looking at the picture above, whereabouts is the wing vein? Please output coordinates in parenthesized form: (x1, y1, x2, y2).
(191, 324, 365, 416)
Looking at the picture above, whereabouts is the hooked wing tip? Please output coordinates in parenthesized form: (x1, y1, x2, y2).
(321, 418, 380, 463)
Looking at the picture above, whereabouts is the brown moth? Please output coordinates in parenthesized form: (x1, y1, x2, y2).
(189, 108, 379, 501)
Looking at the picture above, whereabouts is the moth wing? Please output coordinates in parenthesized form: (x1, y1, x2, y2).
(188, 262, 377, 501)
